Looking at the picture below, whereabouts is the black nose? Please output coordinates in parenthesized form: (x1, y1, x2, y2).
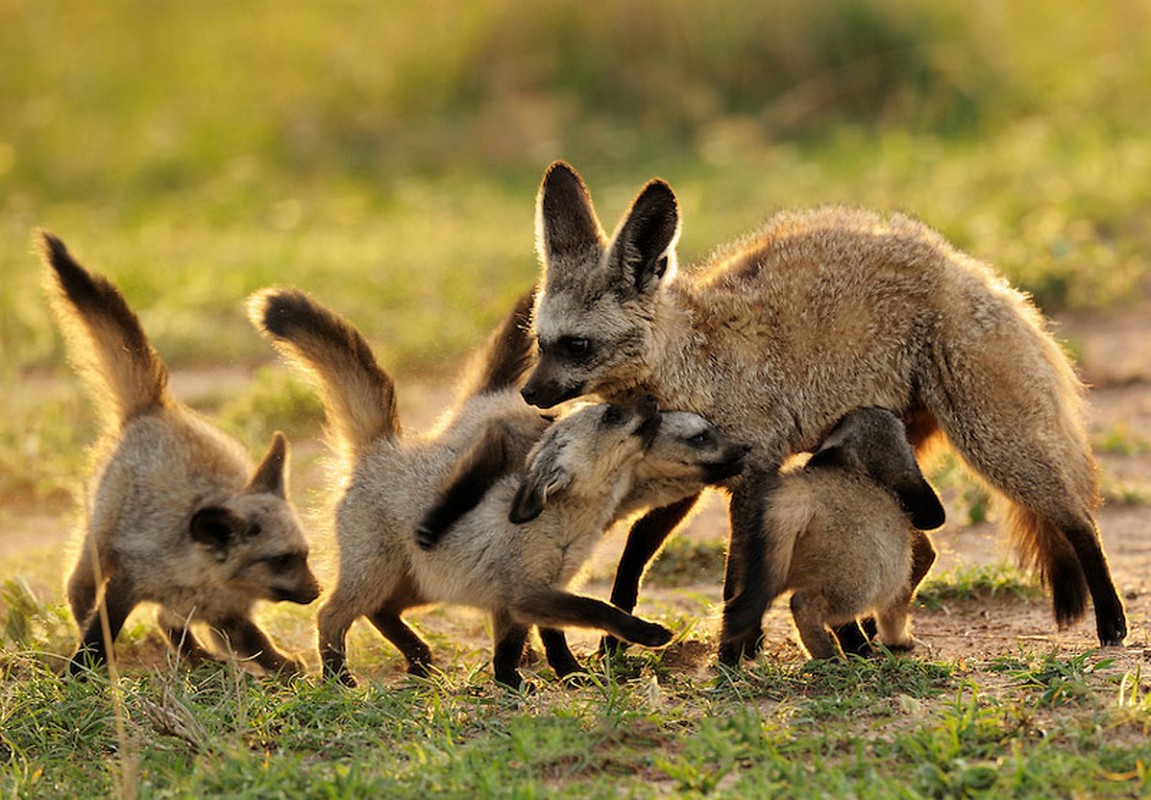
(520, 386, 537, 405)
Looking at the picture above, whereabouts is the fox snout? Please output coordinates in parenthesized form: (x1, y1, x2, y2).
(705, 443, 751, 483)
(521, 368, 582, 409)
(280, 572, 322, 605)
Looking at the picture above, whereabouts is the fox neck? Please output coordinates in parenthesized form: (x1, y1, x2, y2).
(555, 471, 637, 538)
(623, 282, 717, 414)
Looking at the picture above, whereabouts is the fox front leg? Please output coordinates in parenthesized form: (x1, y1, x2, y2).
(69, 571, 139, 677)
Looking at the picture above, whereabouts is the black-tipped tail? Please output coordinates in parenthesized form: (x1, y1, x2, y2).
(39, 231, 169, 424)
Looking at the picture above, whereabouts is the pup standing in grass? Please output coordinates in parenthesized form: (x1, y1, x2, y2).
(252, 288, 746, 688)
(40, 234, 320, 676)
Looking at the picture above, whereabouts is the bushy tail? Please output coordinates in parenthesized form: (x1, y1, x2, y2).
(453, 290, 537, 400)
(39, 232, 170, 429)
(249, 289, 399, 454)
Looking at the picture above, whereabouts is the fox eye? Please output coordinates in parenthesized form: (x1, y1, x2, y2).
(688, 431, 714, 447)
(601, 405, 626, 426)
(558, 336, 591, 359)
(264, 553, 302, 572)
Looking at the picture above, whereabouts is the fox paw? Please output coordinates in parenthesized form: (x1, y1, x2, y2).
(632, 621, 673, 648)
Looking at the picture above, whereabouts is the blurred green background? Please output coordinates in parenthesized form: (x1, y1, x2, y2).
(1, 0, 1149, 500)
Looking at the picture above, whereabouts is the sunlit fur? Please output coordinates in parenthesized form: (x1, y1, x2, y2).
(525, 161, 1125, 651)
(249, 288, 548, 685)
(41, 233, 319, 677)
(764, 408, 945, 659)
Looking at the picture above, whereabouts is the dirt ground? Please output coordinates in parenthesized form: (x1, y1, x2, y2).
(2, 300, 1149, 681)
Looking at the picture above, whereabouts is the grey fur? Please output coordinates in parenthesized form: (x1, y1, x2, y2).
(248, 287, 548, 685)
(40, 233, 320, 677)
(403, 401, 747, 688)
(251, 285, 746, 687)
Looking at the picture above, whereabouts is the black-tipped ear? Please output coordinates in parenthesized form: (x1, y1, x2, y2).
(536, 161, 605, 261)
(190, 506, 245, 553)
(607, 179, 680, 294)
(247, 431, 288, 497)
(894, 478, 947, 531)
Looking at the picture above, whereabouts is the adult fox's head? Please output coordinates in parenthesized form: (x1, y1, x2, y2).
(522, 162, 681, 409)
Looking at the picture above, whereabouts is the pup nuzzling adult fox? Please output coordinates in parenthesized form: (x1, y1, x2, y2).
(250, 288, 746, 687)
(40, 234, 320, 676)
(521, 162, 1125, 662)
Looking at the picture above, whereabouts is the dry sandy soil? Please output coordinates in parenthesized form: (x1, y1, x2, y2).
(2, 301, 1149, 681)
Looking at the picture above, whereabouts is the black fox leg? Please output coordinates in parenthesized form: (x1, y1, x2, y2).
(492, 609, 530, 689)
(69, 572, 137, 676)
(369, 608, 433, 678)
(217, 617, 299, 675)
(538, 627, 584, 678)
(600, 494, 700, 655)
(718, 473, 777, 666)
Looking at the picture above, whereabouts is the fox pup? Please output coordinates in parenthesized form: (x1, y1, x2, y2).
(249, 287, 549, 685)
(764, 408, 945, 659)
(522, 162, 1125, 664)
(40, 234, 320, 677)
(419, 399, 747, 687)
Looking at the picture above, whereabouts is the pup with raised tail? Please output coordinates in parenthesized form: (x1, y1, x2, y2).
(39, 234, 320, 677)
(522, 162, 1126, 665)
(250, 287, 549, 686)
(764, 408, 945, 659)
(251, 288, 746, 688)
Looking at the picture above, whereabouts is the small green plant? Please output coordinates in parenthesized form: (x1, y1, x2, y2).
(645, 537, 726, 587)
(916, 562, 1043, 611)
(1, 577, 73, 655)
(991, 648, 1115, 709)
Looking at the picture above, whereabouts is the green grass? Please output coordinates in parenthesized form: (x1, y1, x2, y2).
(3, 1, 1150, 796)
(916, 563, 1045, 612)
(2, 634, 1147, 798)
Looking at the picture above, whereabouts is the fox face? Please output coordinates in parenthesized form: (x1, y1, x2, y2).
(523, 162, 681, 409)
(641, 411, 749, 486)
(509, 396, 661, 523)
(189, 433, 321, 605)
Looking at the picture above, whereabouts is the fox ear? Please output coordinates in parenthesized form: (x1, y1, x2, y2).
(246, 431, 288, 497)
(606, 179, 680, 295)
(509, 442, 571, 524)
(892, 476, 946, 531)
(536, 161, 605, 262)
(190, 506, 246, 555)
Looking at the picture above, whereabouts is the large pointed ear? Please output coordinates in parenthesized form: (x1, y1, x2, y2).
(190, 506, 246, 555)
(509, 440, 571, 524)
(606, 179, 680, 296)
(891, 475, 946, 531)
(246, 431, 289, 497)
(536, 161, 605, 262)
